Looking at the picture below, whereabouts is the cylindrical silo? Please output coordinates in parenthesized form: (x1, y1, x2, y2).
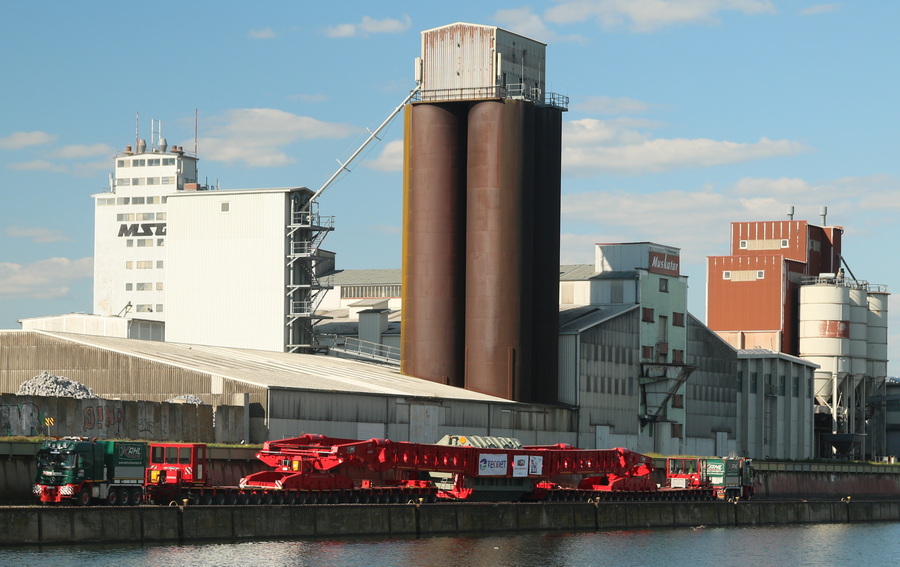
(529, 105, 564, 404)
(464, 99, 531, 399)
(799, 284, 851, 405)
(848, 287, 868, 385)
(401, 102, 468, 387)
(867, 291, 889, 378)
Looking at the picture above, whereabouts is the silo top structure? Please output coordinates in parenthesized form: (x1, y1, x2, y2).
(417, 23, 548, 103)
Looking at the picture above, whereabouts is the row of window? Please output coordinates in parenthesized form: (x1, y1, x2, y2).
(641, 308, 685, 327)
(126, 261, 164, 269)
(97, 196, 167, 206)
(125, 239, 165, 247)
(118, 158, 177, 167)
(739, 239, 789, 249)
(125, 282, 164, 291)
(722, 270, 765, 280)
(641, 345, 684, 363)
(738, 372, 809, 397)
(134, 304, 163, 313)
(340, 284, 402, 299)
(116, 177, 176, 186)
(118, 212, 166, 222)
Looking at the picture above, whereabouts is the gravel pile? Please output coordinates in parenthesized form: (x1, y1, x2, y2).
(165, 394, 205, 405)
(17, 371, 99, 399)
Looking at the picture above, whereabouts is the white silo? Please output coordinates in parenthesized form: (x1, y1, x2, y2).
(867, 289, 889, 379)
(799, 281, 851, 412)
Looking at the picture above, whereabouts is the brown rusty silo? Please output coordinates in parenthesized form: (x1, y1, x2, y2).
(400, 102, 467, 387)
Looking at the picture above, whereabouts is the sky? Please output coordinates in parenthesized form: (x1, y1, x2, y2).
(2, 1, 899, 373)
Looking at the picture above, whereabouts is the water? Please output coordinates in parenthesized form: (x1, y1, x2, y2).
(2, 523, 898, 566)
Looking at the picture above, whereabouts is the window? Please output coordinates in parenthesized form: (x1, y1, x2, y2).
(163, 158, 175, 166)
(673, 312, 685, 327)
(161, 176, 173, 185)
(117, 159, 129, 167)
(117, 197, 130, 205)
(723, 271, 731, 280)
(156, 282, 164, 291)
(132, 159, 145, 167)
(756, 270, 765, 279)
(750, 373, 758, 394)
(137, 213, 154, 221)
(116, 178, 131, 187)
(136, 282, 152, 291)
(739, 240, 748, 249)
(671, 423, 683, 439)
(97, 198, 115, 206)
(146, 177, 159, 185)
(147, 158, 161, 166)
(673, 349, 684, 364)
(146, 196, 160, 204)
(156, 304, 164, 312)
(135, 304, 153, 312)
(671, 394, 684, 408)
(126, 239, 134, 247)
(136, 261, 152, 269)
(156, 260, 164, 268)
(132, 197, 145, 204)
(792, 376, 799, 397)
(781, 239, 789, 247)
(641, 345, 654, 359)
(156, 212, 166, 220)
(125, 283, 133, 291)
(221, 202, 230, 213)
(117, 213, 134, 221)
(125, 261, 133, 269)
(642, 308, 654, 322)
(136, 239, 153, 247)
(659, 278, 669, 292)
(157, 238, 165, 247)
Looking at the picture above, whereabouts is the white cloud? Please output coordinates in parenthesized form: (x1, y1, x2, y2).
(800, 4, 840, 16)
(0, 131, 58, 150)
(5, 226, 71, 243)
(198, 108, 360, 167)
(364, 139, 404, 172)
(564, 135, 806, 176)
(325, 15, 411, 38)
(0, 257, 92, 299)
(493, 8, 586, 44)
(9, 158, 109, 176)
(53, 143, 113, 159)
(573, 96, 655, 115)
(248, 27, 276, 39)
(546, 0, 777, 33)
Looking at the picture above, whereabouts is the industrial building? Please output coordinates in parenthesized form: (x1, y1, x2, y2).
(6, 24, 843, 460)
(707, 210, 890, 459)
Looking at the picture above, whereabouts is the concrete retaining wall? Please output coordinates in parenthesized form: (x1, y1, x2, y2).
(2, 500, 899, 547)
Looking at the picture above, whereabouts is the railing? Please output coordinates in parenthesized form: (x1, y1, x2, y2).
(323, 335, 400, 365)
(415, 86, 568, 110)
(800, 275, 887, 293)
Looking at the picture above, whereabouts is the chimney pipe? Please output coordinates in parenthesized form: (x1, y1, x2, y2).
(787, 205, 794, 220)
(820, 206, 828, 226)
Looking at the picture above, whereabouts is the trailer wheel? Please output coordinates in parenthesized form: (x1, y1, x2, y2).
(200, 493, 214, 506)
(213, 493, 226, 506)
(261, 493, 273, 505)
(129, 488, 143, 506)
(284, 493, 296, 505)
(225, 494, 238, 506)
(78, 487, 92, 506)
(107, 488, 119, 506)
(273, 492, 284, 505)
(237, 494, 249, 505)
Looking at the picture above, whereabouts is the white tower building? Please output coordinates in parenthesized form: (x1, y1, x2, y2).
(91, 132, 207, 335)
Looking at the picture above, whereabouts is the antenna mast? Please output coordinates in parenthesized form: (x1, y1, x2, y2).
(194, 109, 199, 157)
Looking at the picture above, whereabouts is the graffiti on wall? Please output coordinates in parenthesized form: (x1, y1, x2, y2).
(0, 401, 43, 436)
(82, 405, 124, 434)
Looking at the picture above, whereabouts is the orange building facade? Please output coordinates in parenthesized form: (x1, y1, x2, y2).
(706, 220, 843, 354)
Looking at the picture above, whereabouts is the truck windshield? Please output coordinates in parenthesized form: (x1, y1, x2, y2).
(37, 451, 76, 469)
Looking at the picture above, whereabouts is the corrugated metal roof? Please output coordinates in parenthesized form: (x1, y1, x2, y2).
(328, 269, 402, 285)
(736, 347, 819, 367)
(16, 331, 510, 403)
(558, 304, 637, 333)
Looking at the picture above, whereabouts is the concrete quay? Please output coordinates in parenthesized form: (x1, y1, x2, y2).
(2, 500, 899, 547)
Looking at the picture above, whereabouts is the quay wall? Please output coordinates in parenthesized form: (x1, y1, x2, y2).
(3, 500, 900, 547)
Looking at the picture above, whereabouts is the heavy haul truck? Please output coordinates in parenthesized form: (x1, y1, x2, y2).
(34, 435, 754, 505)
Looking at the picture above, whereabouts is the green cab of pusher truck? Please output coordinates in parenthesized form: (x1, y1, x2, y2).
(35, 438, 148, 484)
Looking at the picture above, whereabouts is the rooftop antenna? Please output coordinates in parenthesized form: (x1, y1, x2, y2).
(820, 205, 828, 226)
(135, 111, 140, 152)
(787, 205, 794, 220)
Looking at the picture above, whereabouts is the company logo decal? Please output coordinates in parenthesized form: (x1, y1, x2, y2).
(118, 223, 166, 237)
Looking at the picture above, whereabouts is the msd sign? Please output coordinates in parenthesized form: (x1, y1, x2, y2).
(649, 250, 680, 276)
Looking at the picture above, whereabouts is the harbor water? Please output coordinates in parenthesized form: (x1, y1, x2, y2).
(2, 522, 899, 566)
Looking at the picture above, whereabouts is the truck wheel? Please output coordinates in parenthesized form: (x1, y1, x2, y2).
(129, 488, 143, 506)
(78, 488, 92, 506)
(118, 488, 130, 505)
(107, 489, 119, 506)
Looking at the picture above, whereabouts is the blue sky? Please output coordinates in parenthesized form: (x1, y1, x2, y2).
(2, 2, 899, 373)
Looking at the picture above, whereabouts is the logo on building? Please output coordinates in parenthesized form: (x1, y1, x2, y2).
(649, 251, 680, 276)
(118, 223, 167, 237)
